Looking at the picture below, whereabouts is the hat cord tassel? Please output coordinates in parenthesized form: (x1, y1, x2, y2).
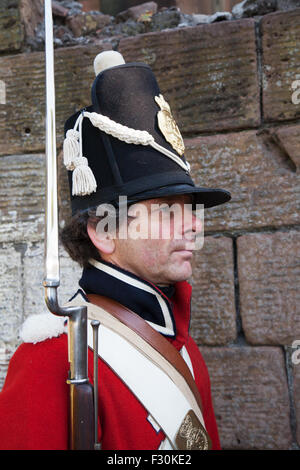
(72, 113, 97, 196)
(63, 113, 97, 196)
(63, 113, 82, 170)
(72, 155, 97, 196)
(63, 128, 80, 170)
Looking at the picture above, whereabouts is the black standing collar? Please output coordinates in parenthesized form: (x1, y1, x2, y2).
(78, 258, 176, 337)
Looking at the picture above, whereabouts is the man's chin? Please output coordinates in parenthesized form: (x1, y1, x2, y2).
(166, 258, 193, 283)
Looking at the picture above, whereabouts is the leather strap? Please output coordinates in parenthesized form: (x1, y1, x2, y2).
(87, 293, 204, 415)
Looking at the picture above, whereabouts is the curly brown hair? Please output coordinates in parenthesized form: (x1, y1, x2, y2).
(59, 208, 101, 268)
(59, 205, 127, 267)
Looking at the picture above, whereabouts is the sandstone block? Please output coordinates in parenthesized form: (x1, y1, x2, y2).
(269, 124, 300, 171)
(190, 236, 236, 345)
(116, 2, 158, 22)
(0, 154, 45, 243)
(0, 244, 22, 346)
(184, 127, 300, 232)
(262, 9, 300, 122)
(0, 0, 23, 52)
(201, 346, 292, 449)
(237, 231, 300, 345)
(0, 43, 111, 156)
(119, 19, 260, 134)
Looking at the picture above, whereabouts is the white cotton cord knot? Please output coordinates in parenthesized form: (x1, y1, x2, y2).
(63, 128, 80, 170)
(72, 156, 97, 196)
(73, 156, 88, 168)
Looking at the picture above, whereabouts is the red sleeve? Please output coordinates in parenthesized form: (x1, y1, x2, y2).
(185, 336, 221, 450)
(0, 335, 70, 450)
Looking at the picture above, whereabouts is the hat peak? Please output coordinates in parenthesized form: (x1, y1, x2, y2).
(93, 51, 125, 76)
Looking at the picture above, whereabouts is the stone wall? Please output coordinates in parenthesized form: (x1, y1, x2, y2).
(0, 1, 299, 450)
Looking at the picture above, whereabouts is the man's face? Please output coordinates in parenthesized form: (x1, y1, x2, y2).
(97, 194, 203, 286)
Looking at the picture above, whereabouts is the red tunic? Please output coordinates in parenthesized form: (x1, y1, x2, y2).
(0, 281, 220, 450)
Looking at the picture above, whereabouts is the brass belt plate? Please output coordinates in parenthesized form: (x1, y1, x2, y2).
(175, 409, 212, 450)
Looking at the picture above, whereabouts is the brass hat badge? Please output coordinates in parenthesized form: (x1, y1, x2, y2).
(155, 94, 185, 156)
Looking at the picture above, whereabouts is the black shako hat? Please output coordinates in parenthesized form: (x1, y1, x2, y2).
(63, 51, 231, 215)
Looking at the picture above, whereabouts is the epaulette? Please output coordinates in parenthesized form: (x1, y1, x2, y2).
(19, 312, 68, 344)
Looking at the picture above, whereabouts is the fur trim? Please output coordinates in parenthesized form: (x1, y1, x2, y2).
(20, 313, 68, 344)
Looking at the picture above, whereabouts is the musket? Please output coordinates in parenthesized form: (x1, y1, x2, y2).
(42, 0, 98, 450)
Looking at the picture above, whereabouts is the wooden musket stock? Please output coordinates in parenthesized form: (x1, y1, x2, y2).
(69, 381, 95, 450)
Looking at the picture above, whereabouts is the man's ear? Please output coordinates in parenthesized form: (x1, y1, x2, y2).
(87, 219, 115, 255)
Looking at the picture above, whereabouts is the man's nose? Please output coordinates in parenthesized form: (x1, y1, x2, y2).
(192, 212, 203, 233)
(181, 206, 203, 237)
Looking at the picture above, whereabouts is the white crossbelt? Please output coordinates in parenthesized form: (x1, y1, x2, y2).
(66, 298, 208, 449)
(88, 322, 195, 449)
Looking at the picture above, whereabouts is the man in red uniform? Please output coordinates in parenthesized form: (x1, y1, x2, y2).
(0, 51, 231, 450)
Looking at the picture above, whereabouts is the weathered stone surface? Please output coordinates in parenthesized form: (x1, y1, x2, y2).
(20, 0, 43, 40)
(237, 231, 300, 345)
(150, 8, 181, 30)
(0, 0, 24, 52)
(0, 346, 15, 390)
(23, 242, 82, 319)
(119, 19, 260, 134)
(0, 244, 23, 346)
(0, 154, 45, 243)
(262, 9, 300, 122)
(80, 0, 99, 12)
(232, 0, 277, 19)
(201, 346, 292, 449)
(190, 236, 236, 345)
(66, 12, 111, 37)
(277, 0, 300, 10)
(0, 43, 111, 156)
(116, 2, 158, 22)
(185, 128, 300, 232)
(52, 1, 69, 18)
(270, 124, 300, 171)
